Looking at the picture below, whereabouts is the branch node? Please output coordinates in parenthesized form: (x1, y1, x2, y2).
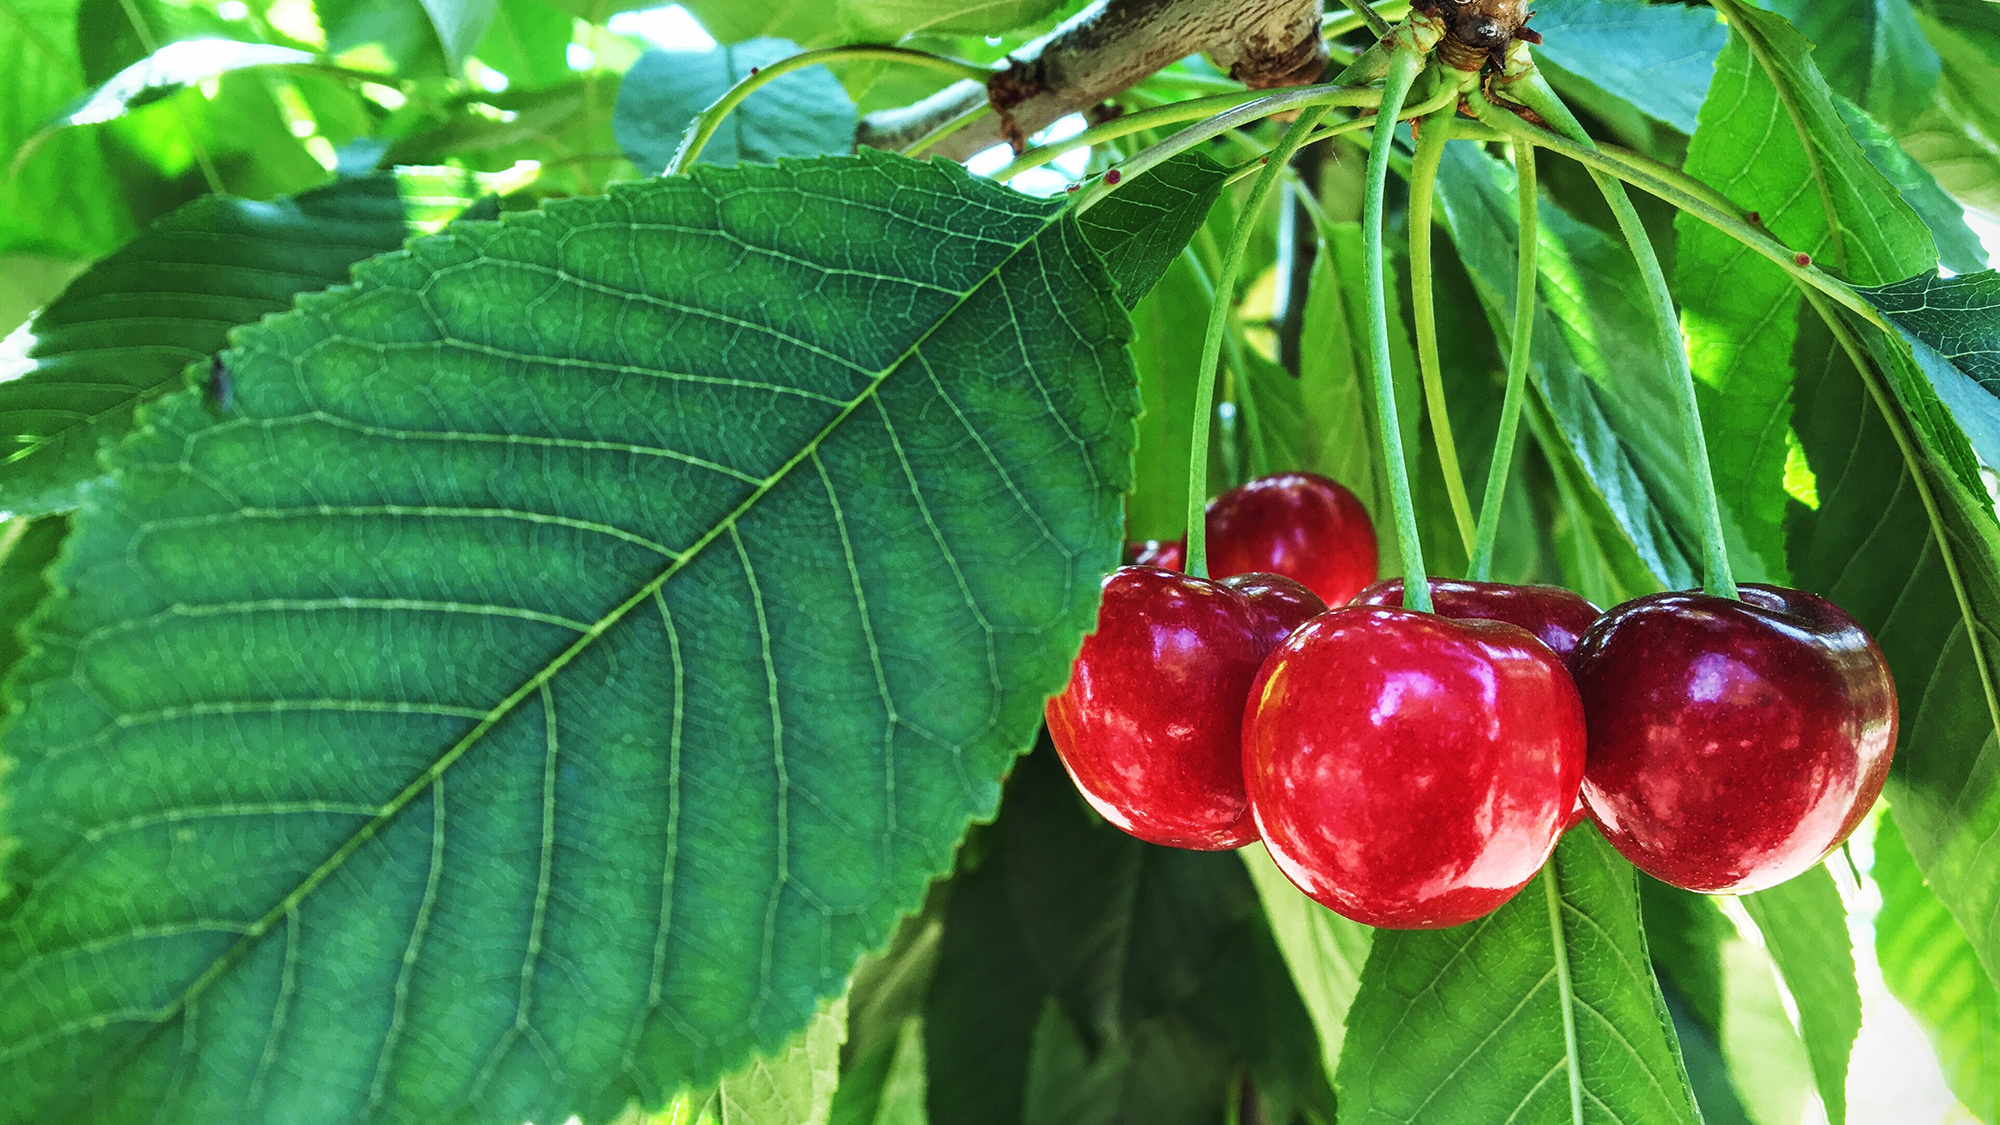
(986, 58, 1048, 154)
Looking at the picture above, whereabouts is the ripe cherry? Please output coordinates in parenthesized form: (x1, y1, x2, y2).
(1355, 578, 1601, 664)
(1124, 538, 1185, 571)
(1570, 584, 1897, 894)
(1220, 572, 1327, 652)
(1045, 566, 1266, 849)
(1243, 606, 1586, 928)
(1206, 473, 1378, 605)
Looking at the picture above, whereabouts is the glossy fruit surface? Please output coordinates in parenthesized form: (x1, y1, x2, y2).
(1571, 584, 1897, 894)
(1220, 573, 1327, 653)
(1045, 566, 1264, 849)
(1243, 606, 1586, 928)
(1206, 473, 1378, 605)
(1124, 538, 1185, 571)
(1356, 578, 1601, 664)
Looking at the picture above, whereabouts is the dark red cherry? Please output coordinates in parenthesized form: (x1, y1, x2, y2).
(1570, 584, 1897, 894)
(1220, 572, 1327, 652)
(1206, 473, 1378, 605)
(1243, 606, 1586, 928)
(1356, 578, 1601, 664)
(1124, 537, 1185, 571)
(1045, 566, 1264, 849)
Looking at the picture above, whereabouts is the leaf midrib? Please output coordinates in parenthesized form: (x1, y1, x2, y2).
(72, 190, 1073, 1102)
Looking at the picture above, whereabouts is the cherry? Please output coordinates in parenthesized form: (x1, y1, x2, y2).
(1124, 538, 1185, 571)
(1206, 473, 1378, 605)
(1220, 572, 1327, 652)
(1355, 578, 1601, 664)
(1243, 606, 1586, 928)
(1045, 566, 1266, 849)
(1569, 584, 1897, 894)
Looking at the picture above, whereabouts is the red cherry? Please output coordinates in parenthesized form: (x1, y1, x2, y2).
(1124, 537, 1185, 571)
(1045, 566, 1264, 849)
(1206, 473, 1378, 605)
(1355, 578, 1601, 664)
(1220, 572, 1327, 652)
(1243, 606, 1586, 928)
(1570, 584, 1897, 894)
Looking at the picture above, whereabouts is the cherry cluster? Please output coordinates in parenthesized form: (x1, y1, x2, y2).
(1047, 472, 1899, 930)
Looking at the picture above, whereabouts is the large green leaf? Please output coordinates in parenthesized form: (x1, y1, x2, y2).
(0, 516, 69, 684)
(1741, 868, 1861, 1125)
(1785, 303, 2000, 997)
(1704, 7, 2000, 986)
(1873, 815, 2000, 1122)
(1241, 845, 1369, 1078)
(922, 747, 1331, 1125)
(670, 0, 845, 47)
(1075, 152, 1230, 309)
(1855, 270, 2000, 470)
(1670, 8, 1940, 585)
(0, 0, 140, 258)
(692, 997, 849, 1125)
(1334, 826, 1700, 1125)
(1434, 144, 1700, 590)
(612, 39, 856, 174)
(1836, 99, 1989, 275)
(0, 174, 421, 516)
(1900, 9, 2000, 218)
(0, 150, 1137, 1125)
(1527, 0, 1728, 135)
(1763, 0, 1940, 129)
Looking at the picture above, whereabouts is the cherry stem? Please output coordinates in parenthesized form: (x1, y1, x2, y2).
(1476, 76, 1739, 601)
(1468, 138, 1539, 582)
(1323, 1, 1412, 39)
(668, 46, 992, 173)
(994, 88, 1277, 179)
(1332, 0, 1394, 38)
(1366, 48, 1433, 612)
(1183, 101, 1340, 577)
(1072, 83, 1385, 214)
(1407, 100, 1479, 561)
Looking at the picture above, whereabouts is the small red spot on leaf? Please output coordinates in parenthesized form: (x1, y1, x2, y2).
(1105, 169, 1122, 185)
(1795, 252, 1812, 267)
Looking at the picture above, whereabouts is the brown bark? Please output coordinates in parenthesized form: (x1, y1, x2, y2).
(856, 0, 1329, 162)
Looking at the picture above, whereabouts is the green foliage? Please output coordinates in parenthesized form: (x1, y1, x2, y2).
(1856, 270, 2000, 470)
(1335, 827, 1700, 1125)
(1742, 868, 1862, 1125)
(1527, 0, 1728, 135)
(1763, 0, 1940, 129)
(613, 40, 856, 173)
(1874, 816, 2000, 1122)
(0, 174, 425, 516)
(0, 151, 1137, 1124)
(5, 0, 2000, 1121)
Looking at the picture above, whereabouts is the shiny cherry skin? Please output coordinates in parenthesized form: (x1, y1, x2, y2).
(1243, 606, 1586, 928)
(1046, 566, 1265, 849)
(1220, 573, 1327, 652)
(1356, 578, 1601, 664)
(1206, 473, 1379, 605)
(1124, 538, 1186, 571)
(1570, 584, 1897, 894)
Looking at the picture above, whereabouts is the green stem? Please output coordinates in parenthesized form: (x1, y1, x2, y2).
(994, 88, 1272, 179)
(1331, 0, 1394, 38)
(1073, 83, 1383, 213)
(1541, 866, 1587, 1125)
(1366, 50, 1432, 611)
(1467, 93, 1888, 333)
(1324, 1, 1411, 38)
(1479, 77, 1738, 599)
(1407, 100, 1478, 561)
(903, 101, 990, 157)
(1468, 139, 1538, 580)
(669, 47, 991, 172)
(1184, 102, 1340, 577)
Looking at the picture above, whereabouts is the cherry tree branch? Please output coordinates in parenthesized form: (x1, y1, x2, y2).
(856, 0, 1330, 161)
